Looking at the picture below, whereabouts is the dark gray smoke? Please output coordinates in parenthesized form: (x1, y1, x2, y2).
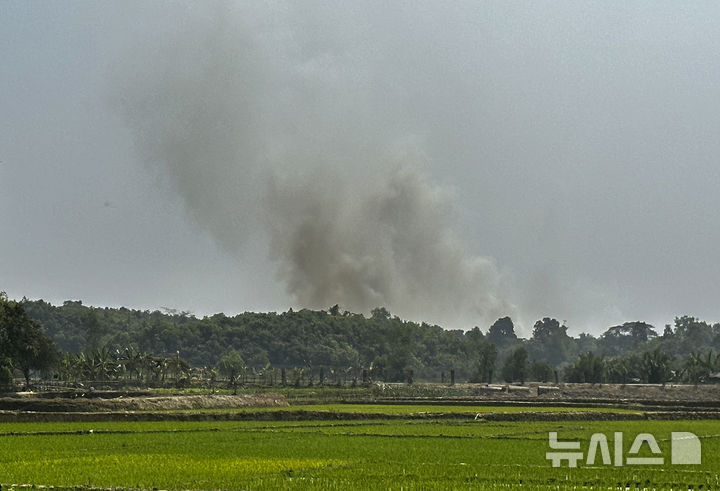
(265, 164, 511, 324)
(119, 3, 515, 328)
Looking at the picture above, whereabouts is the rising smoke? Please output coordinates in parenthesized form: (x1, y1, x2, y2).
(120, 3, 515, 328)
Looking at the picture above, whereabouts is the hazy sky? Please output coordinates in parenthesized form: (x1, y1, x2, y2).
(2, 1, 719, 335)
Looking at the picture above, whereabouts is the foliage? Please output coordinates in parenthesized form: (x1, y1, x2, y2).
(528, 360, 554, 382)
(470, 342, 497, 383)
(565, 352, 604, 383)
(216, 349, 246, 393)
(0, 358, 14, 391)
(640, 348, 674, 383)
(0, 292, 60, 387)
(604, 356, 640, 383)
(528, 317, 576, 366)
(16, 298, 720, 384)
(487, 316, 517, 347)
(682, 351, 717, 384)
(501, 346, 528, 383)
(598, 321, 658, 357)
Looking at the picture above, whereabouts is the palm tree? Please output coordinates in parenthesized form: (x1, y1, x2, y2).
(565, 352, 604, 383)
(119, 347, 144, 381)
(640, 349, 674, 384)
(167, 352, 191, 382)
(682, 351, 715, 384)
(59, 353, 82, 382)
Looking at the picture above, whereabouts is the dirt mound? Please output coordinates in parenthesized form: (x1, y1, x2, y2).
(370, 382, 720, 407)
(108, 394, 288, 411)
(0, 393, 287, 412)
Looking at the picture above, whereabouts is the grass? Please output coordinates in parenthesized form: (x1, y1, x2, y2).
(282, 403, 641, 414)
(0, 416, 719, 489)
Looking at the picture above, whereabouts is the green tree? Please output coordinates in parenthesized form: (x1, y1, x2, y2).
(501, 346, 528, 383)
(575, 332, 598, 354)
(682, 351, 714, 384)
(216, 349, 246, 394)
(604, 355, 640, 383)
(598, 322, 658, 357)
(471, 342, 497, 383)
(640, 348, 674, 384)
(487, 317, 517, 347)
(82, 310, 103, 352)
(662, 324, 674, 338)
(529, 360, 554, 382)
(529, 318, 576, 366)
(0, 293, 60, 387)
(674, 316, 713, 355)
(0, 360, 13, 391)
(565, 352, 604, 383)
(370, 307, 391, 321)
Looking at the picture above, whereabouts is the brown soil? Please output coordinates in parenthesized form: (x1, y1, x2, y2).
(370, 382, 720, 410)
(3, 383, 720, 423)
(0, 393, 288, 412)
(0, 408, 718, 424)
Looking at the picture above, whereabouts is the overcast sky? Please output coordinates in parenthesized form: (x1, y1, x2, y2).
(2, 1, 719, 335)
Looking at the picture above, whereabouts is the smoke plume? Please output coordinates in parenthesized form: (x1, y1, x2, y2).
(120, 3, 515, 328)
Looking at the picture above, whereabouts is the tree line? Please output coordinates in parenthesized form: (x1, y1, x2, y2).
(4, 295, 720, 387)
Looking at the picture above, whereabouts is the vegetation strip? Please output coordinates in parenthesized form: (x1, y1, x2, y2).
(0, 485, 149, 491)
(11, 297, 720, 390)
(1, 408, 719, 423)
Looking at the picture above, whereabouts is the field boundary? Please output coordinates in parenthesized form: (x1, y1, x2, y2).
(1, 408, 720, 423)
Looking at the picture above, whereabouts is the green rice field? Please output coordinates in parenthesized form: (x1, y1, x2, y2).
(0, 404, 718, 490)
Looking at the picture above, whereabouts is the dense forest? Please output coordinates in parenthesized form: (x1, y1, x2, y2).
(14, 297, 720, 385)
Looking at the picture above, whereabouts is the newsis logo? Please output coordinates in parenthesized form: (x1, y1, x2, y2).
(546, 431, 701, 468)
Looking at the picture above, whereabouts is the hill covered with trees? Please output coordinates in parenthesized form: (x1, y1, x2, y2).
(17, 298, 720, 385)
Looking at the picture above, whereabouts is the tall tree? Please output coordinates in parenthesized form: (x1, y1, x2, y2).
(529, 318, 576, 366)
(488, 317, 517, 347)
(501, 346, 528, 383)
(598, 321, 658, 357)
(640, 348, 674, 384)
(82, 310, 103, 353)
(674, 316, 713, 351)
(217, 349, 246, 394)
(0, 293, 60, 387)
(472, 342, 497, 383)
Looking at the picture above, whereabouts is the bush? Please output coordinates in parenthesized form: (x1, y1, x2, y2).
(0, 363, 14, 392)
